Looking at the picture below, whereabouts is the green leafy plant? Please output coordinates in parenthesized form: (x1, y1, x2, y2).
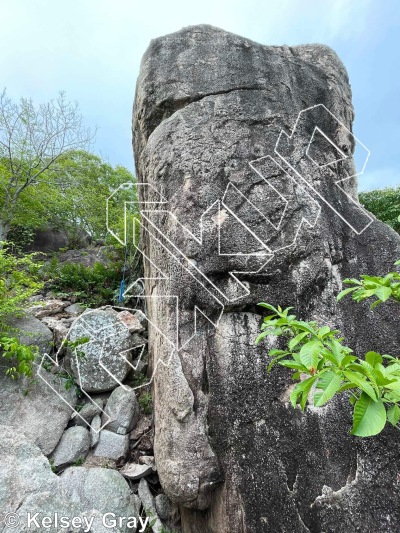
(359, 186, 400, 235)
(0, 242, 43, 323)
(0, 335, 38, 379)
(256, 303, 400, 437)
(139, 391, 153, 415)
(41, 259, 122, 306)
(0, 243, 43, 379)
(337, 260, 400, 308)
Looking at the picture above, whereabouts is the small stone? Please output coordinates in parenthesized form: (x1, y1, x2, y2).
(155, 494, 173, 522)
(119, 463, 153, 480)
(94, 430, 129, 460)
(117, 310, 145, 333)
(51, 426, 90, 470)
(29, 299, 69, 319)
(130, 415, 152, 441)
(72, 399, 104, 427)
(103, 385, 140, 435)
(65, 303, 86, 315)
(90, 415, 102, 448)
(138, 478, 164, 533)
(139, 455, 156, 471)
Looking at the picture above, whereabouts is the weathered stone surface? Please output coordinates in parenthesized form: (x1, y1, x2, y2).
(133, 24, 400, 533)
(155, 493, 174, 522)
(120, 463, 153, 480)
(60, 467, 140, 529)
(72, 398, 104, 427)
(65, 302, 86, 315)
(90, 414, 102, 447)
(51, 426, 90, 470)
(0, 428, 140, 533)
(66, 309, 135, 392)
(29, 298, 69, 318)
(103, 385, 140, 434)
(6, 312, 53, 354)
(0, 365, 77, 455)
(138, 478, 164, 533)
(94, 430, 129, 460)
(117, 310, 145, 333)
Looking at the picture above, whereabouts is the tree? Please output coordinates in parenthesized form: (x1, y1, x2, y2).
(0, 89, 94, 241)
(359, 187, 400, 235)
(42, 150, 135, 243)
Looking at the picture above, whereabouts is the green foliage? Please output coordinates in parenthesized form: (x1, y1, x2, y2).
(0, 90, 94, 241)
(0, 243, 43, 379)
(337, 260, 400, 308)
(359, 187, 400, 234)
(0, 242, 43, 323)
(41, 258, 122, 306)
(139, 391, 153, 415)
(0, 335, 37, 379)
(256, 303, 400, 437)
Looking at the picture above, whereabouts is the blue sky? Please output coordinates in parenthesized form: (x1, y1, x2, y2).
(0, 0, 399, 191)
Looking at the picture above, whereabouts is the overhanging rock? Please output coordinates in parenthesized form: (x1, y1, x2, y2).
(133, 24, 400, 533)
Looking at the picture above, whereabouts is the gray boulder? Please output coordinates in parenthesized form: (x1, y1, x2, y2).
(102, 385, 140, 434)
(138, 478, 164, 533)
(0, 427, 140, 532)
(94, 430, 129, 460)
(0, 365, 77, 455)
(133, 24, 400, 533)
(72, 398, 104, 427)
(51, 426, 90, 470)
(6, 312, 52, 354)
(66, 309, 137, 393)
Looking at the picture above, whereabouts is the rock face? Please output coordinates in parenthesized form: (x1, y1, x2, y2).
(66, 309, 137, 393)
(133, 25, 400, 532)
(0, 426, 140, 533)
(0, 365, 77, 455)
(7, 312, 53, 354)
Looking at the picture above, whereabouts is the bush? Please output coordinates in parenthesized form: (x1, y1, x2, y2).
(257, 261, 400, 437)
(360, 187, 400, 234)
(42, 259, 123, 306)
(0, 242, 43, 378)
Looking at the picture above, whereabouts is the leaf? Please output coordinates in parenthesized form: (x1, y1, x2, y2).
(314, 371, 342, 407)
(374, 285, 392, 302)
(342, 278, 362, 286)
(279, 361, 308, 371)
(343, 371, 377, 401)
(290, 376, 318, 409)
(365, 351, 383, 367)
(299, 340, 322, 370)
(387, 404, 400, 427)
(336, 287, 358, 301)
(288, 332, 308, 351)
(257, 302, 279, 314)
(351, 393, 387, 436)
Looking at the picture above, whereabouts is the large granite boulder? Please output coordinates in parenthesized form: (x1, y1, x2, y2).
(0, 365, 77, 455)
(66, 309, 138, 393)
(7, 312, 53, 354)
(0, 426, 141, 533)
(133, 25, 400, 532)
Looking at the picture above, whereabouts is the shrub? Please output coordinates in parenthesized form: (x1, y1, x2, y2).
(359, 187, 400, 234)
(0, 242, 43, 378)
(42, 259, 123, 306)
(256, 303, 400, 437)
(256, 260, 400, 437)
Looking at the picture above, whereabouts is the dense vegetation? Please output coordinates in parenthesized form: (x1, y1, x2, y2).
(360, 186, 400, 234)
